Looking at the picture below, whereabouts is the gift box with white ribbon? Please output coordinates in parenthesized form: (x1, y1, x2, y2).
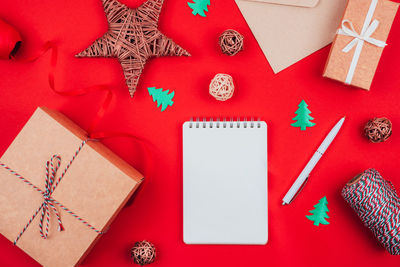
(323, 0, 398, 90)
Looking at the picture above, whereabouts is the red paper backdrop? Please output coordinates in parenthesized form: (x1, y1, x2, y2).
(0, 0, 400, 266)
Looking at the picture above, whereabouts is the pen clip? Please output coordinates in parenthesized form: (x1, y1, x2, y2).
(288, 176, 309, 204)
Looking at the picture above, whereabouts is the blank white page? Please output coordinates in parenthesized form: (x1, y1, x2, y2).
(183, 120, 268, 244)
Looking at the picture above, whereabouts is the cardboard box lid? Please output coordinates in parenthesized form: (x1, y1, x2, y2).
(0, 107, 144, 266)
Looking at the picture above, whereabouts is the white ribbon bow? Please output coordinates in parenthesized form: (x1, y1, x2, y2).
(338, 19, 387, 53)
(336, 0, 388, 87)
(337, 17, 386, 85)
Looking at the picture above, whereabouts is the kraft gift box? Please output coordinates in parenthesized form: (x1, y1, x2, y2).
(323, 0, 398, 90)
(0, 107, 144, 266)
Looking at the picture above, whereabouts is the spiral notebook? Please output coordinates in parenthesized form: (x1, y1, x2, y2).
(183, 119, 268, 244)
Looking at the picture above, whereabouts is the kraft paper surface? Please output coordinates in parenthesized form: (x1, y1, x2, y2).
(0, 107, 143, 266)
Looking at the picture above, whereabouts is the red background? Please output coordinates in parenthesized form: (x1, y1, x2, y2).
(0, 0, 400, 266)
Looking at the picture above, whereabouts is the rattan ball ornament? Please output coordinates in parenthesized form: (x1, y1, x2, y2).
(131, 240, 156, 265)
(209, 73, 235, 101)
(219, 29, 244, 56)
(364, 117, 392, 143)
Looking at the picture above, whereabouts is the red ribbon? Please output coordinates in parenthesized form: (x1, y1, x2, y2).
(17, 41, 112, 134)
(14, 41, 154, 178)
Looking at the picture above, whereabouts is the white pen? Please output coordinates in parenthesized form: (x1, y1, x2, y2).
(282, 117, 345, 205)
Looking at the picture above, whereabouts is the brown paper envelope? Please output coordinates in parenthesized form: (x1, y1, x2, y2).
(247, 0, 319, 8)
(235, 0, 347, 73)
(0, 107, 143, 266)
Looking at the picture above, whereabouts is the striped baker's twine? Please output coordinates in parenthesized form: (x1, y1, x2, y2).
(39, 155, 64, 239)
(0, 140, 103, 245)
(342, 169, 400, 255)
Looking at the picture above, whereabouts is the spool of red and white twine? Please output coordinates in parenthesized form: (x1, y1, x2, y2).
(342, 169, 400, 255)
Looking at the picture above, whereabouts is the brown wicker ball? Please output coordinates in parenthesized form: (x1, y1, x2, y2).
(209, 73, 235, 101)
(131, 240, 156, 265)
(364, 117, 392, 143)
(219, 29, 244, 56)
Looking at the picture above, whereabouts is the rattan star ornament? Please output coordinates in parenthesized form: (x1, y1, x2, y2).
(76, 0, 190, 98)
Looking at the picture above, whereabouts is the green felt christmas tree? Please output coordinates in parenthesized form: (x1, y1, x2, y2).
(291, 100, 315, 131)
(147, 87, 175, 112)
(187, 0, 210, 17)
(306, 196, 330, 226)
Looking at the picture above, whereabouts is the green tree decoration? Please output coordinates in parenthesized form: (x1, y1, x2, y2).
(306, 196, 330, 226)
(187, 0, 210, 17)
(147, 87, 175, 112)
(291, 100, 315, 131)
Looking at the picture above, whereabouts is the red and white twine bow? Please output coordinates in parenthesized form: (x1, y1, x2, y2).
(39, 155, 64, 239)
(0, 140, 103, 245)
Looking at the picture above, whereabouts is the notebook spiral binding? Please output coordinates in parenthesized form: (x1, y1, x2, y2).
(188, 118, 262, 129)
